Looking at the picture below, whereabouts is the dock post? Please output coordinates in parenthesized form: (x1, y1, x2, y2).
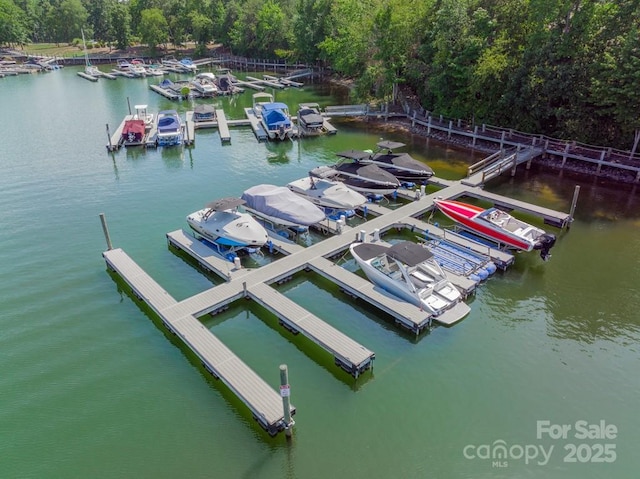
(372, 228, 380, 242)
(359, 230, 366, 242)
(279, 364, 293, 438)
(568, 185, 580, 228)
(511, 145, 521, 176)
(99, 213, 113, 250)
(106, 124, 113, 151)
(127, 97, 131, 115)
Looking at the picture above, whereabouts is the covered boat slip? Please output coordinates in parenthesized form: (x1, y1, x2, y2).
(102, 247, 294, 436)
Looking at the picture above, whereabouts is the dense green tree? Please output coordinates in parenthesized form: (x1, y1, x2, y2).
(139, 7, 168, 52)
(190, 11, 213, 54)
(110, 0, 131, 50)
(47, 0, 87, 44)
(82, 0, 113, 42)
(293, 0, 331, 63)
(588, 1, 640, 147)
(255, 0, 291, 57)
(318, 0, 375, 76)
(0, 0, 28, 46)
(228, 0, 261, 55)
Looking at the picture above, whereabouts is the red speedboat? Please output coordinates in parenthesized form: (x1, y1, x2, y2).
(433, 199, 556, 260)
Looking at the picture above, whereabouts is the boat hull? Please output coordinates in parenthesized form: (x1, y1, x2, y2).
(350, 241, 468, 322)
(186, 209, 268, 249)
(310, 164, 399, 196)
(433, 199, 557, 259)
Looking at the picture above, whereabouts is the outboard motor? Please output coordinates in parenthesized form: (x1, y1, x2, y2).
(534, 233, 557, 261)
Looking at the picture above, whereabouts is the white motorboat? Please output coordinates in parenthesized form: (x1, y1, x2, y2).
(191, 73, 218, 96)
(133, 104, 154, 130)
(241, 184, 326, 235)
(117, 60, 146, 77)
(286, 176, 367, 218)
(350, 240, 471, 324)
(186, 198, 269, 251)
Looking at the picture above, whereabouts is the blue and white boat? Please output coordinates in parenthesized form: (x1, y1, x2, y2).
(186, 198, 269, 253)
(156, 110, 183, 147)
(252, 93, 293, 141)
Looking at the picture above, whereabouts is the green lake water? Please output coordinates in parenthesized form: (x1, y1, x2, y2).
(1, 66, 638, 478)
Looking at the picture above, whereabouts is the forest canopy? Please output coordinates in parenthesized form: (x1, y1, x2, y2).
(1, 0, 639, 149)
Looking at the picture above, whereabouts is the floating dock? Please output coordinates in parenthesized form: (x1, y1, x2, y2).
(215, 109, 231, 142)
(243, 107, 268, 141)
(166, 230, 375, 376)
(102, 247, 295, 436)
(103, 177, 572, 435)
(77, 71, 98, 82)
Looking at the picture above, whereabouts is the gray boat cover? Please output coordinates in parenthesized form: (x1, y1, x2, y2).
(194, 104, 216, 115)
(205, 197, 245, 211)
(242, 184, 325, 225)
(353, 241, 433, 265)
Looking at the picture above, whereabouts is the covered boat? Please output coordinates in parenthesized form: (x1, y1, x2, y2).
(241, 184, 325, 233)
(363, 140, 434, 183)
(310, 150, 400, 196)
(186, 197, 268, 252)
(297, 103, 325, 136)
(156, 110, 183, 146)
(121, 119, 145, 146)
(433, 199, 557, 260)
(261, 103, 293, 140)
(193, 104, 216, 122)
(287, 176, 367, 218)
(350, 241, 470, 324)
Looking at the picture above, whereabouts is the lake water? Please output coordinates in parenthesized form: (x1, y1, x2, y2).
(1, 66, 638, 478)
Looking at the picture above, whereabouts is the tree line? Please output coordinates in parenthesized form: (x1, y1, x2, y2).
(1, 0, 638, 150)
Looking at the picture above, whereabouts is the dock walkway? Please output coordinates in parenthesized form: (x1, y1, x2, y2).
(248, 282, 375, 376)
(166, 228, 374, 375)
(463, 147, 544, 187)
(103, 247, 294, 436)
(243, 108, 268, 141)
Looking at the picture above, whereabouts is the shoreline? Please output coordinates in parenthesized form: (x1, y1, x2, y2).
(361, 116, 640, 186)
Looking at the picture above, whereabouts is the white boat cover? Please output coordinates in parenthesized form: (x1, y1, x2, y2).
(242, 184, 325, 226)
